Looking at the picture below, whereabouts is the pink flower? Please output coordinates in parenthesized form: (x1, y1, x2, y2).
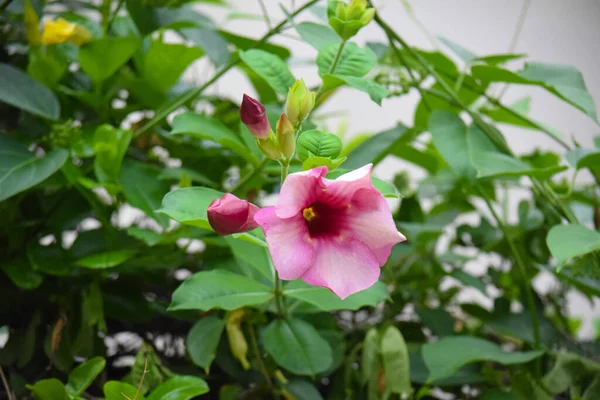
(240, 94, 270, 139)
(254, 164, 406, 299)
(208, 194, 260, 236)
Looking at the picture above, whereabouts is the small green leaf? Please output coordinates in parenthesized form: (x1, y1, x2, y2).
(0, 63, 60, 119)
(322, 74, 388, 105)
(547, 224, 600, 263)
(566, 148, 600, 176)
(449, 269, 487, 295)
(262, 318, 333, 376)
(104, 381, 142, 400)
(170, 112, 256, 163)
(142, 40, 204, 93)
(158, 187, 224, 230)
(28, 379, 69, 400)
(2, 259, 43, 290)
(472, 151, 568, 180)
(438, 36, 477, 62)
(218, 30, 291, 60)
(380, 326, 411, 397)
(297, 130, 342, 161)
(239, 49, 295, 94)
(66, 357, 106, 395)
(416, 307, 455, 337)
(284, 280, 388, 311)
(285, 380, 325, 400)
(317, 42, 376, 77)
(422, 336, 544, 382)
(344, 124, 411, 169)
(75, 249, 137, 269)
(79, 37, 141, 82)
(146, 375, 209, 400)
(0, 138, 68, 202)
(295, 22, 340, 50)
(169, 270, 273, 311)
(542, 352, 600, 394)
(187, 317, 226, 373)
(302, 156, 346, 171)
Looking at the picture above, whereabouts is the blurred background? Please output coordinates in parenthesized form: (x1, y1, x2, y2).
(185, 0, 600, 337)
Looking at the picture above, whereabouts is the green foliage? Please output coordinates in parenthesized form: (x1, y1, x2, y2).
(1, 0, 599, 399)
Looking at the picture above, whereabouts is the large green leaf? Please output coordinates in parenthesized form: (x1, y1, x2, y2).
(104, 381, 143, 400)
(0, 138, 68, 202)
(380, 326, 412, 397)
(317, 42, 376, 77)
(28, 379, 69, 400)
(142, 40, 204, 93)
(262, 318, 333, 376)
(79, 37, 141, 82)
(120, 160, 171, 228)
(75, 249, 138, 269)
(169, 270, 273, 311)
(547, 224, 600, 263)
(429, 111, 473, 178)
(0, 63, 60, 119)
(187, 316, 225, 373)
(344, 124, 410, 169)
(180, 27, 230, 67)
(169, 112, 255, 162)
(422, 336, 543, 382)
(472, 151, 567, 180)
(472, 62, 598, 122)
(239, 49, 295, 94)
(296, 130, 343, 161)
(158, 186, 224, 230)
(321, 74, 388, 105)
(66, 357, 106, 395)
(146, 375, 209, 400)
(295, 22, 340, 50)
(284, 280, 388, 311)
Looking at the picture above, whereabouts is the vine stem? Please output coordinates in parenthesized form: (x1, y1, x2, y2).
(134, 0, 319, 137)
(230, 157, 269, 195)
(247, 321, 274, 389)
(0, 366, 14, 400)
(478, 188, 542, 359)
(328, 39, 347, 74)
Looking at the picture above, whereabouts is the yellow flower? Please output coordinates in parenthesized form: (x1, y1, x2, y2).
(41, 18, 92, 46)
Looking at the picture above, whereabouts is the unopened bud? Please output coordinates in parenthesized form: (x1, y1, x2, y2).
(240, 94, 270, 139)
(257, 137, 283, 160)
(226, 309, 250, 370)
(285, 79, 315, 127)
(276, 114, 296, 159)
(328, 0, 375, 40)
(207, 194, 260, 236)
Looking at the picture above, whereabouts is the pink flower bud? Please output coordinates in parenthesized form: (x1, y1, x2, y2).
(240, 94, 270, 139)
(207, 193, 260, 236)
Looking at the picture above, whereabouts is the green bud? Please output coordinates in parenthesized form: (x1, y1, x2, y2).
(257, 134, 283, 160)
(360, 7, 375, 25)
(285, 79, 315, 127)
(327, 0, 375, 40)
(226, 309, 250, 370)
(346, 0, 367, 19)
(276, 113, 296, 159)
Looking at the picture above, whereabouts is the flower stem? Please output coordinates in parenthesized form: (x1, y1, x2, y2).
(272, 161, 290, 317)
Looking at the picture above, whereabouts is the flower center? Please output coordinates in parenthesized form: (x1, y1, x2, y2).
(303, 206, 317, 222)
(302, 202, 345, 238)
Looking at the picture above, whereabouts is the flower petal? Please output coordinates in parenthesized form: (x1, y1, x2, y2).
(345, 188, 406, 265)
(254, 206, 315, 280)
(321, 164, 374, 208)
(275, 166, 328, 219)
(301, 237, 380, 299)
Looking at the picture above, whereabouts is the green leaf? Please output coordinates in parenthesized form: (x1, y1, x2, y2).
(317, 42, 376, 77)
(472, 62, 598, 122)
(429, 111, 473, 178)
(422, 336, 544, 382)
(104, 381, 142, 400)
(180, 28, 230, 67)
(120, 160, 171, 228)
(380, 326, 411, 397)
(146, 375, 209, 400)
(158, 187, 224, 230)
(542, 352, 600, 394)
(416, 307, 456, 337)
(169, 112, 255, 163)
(262, 318, 333, 376)
(239, 49, 295, 94)
(27, 46, 67, 88)
(285, 380, 325, 400)
(449, 269, 487, 295)
(296, 130, 342, 161)
(295, 22, 340, 50)
(218, 30, 291, 60)
(472, 151, 568, 180)
(321, 74, 388, 105)
(79, 37, 141, 82)
(142, 40, 204, 93)
(66, 357, 106, 395)
(225, 234, 273, 282)
(547, 224, 600, 263)
(75, 249, 138, 269)
(93, 125, 132, 185)
(344, 124, 410, 169)
(0, 63, 60, 120)
(284, 280, 388, 311)
(158, 167, 215, 187)
(481, 389, 519, 400)
(566, 148, 600, 176)
(302, 156, 346, 171)
(326, 169, 400, 198)
(476, 53, 526, 65)
(2, 259, 43, 290)
(28, 379, 69, 400)
(169, 270, 273, 311)
(0, 139, 68, 202)
(187, 316, 226, 373)
(438, 36, 477, 62)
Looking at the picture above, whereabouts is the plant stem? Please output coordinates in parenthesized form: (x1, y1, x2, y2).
(478, 188, 542, 356)
(0, 366, 14, 400)
(230, 157, 269, 195)
(258, 0, 272, 29)
(104, 0, 126, 36)
(272, 161, 289, 318)
(247, 321, 274, 388)
(135, 0, 319, 137)
(328, 39, 347, 74)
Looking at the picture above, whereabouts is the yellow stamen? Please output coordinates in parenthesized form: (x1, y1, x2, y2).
(303, 207, 317, 222)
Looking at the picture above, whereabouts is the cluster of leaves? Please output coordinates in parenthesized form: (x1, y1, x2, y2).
(0, 0, 599, 399)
